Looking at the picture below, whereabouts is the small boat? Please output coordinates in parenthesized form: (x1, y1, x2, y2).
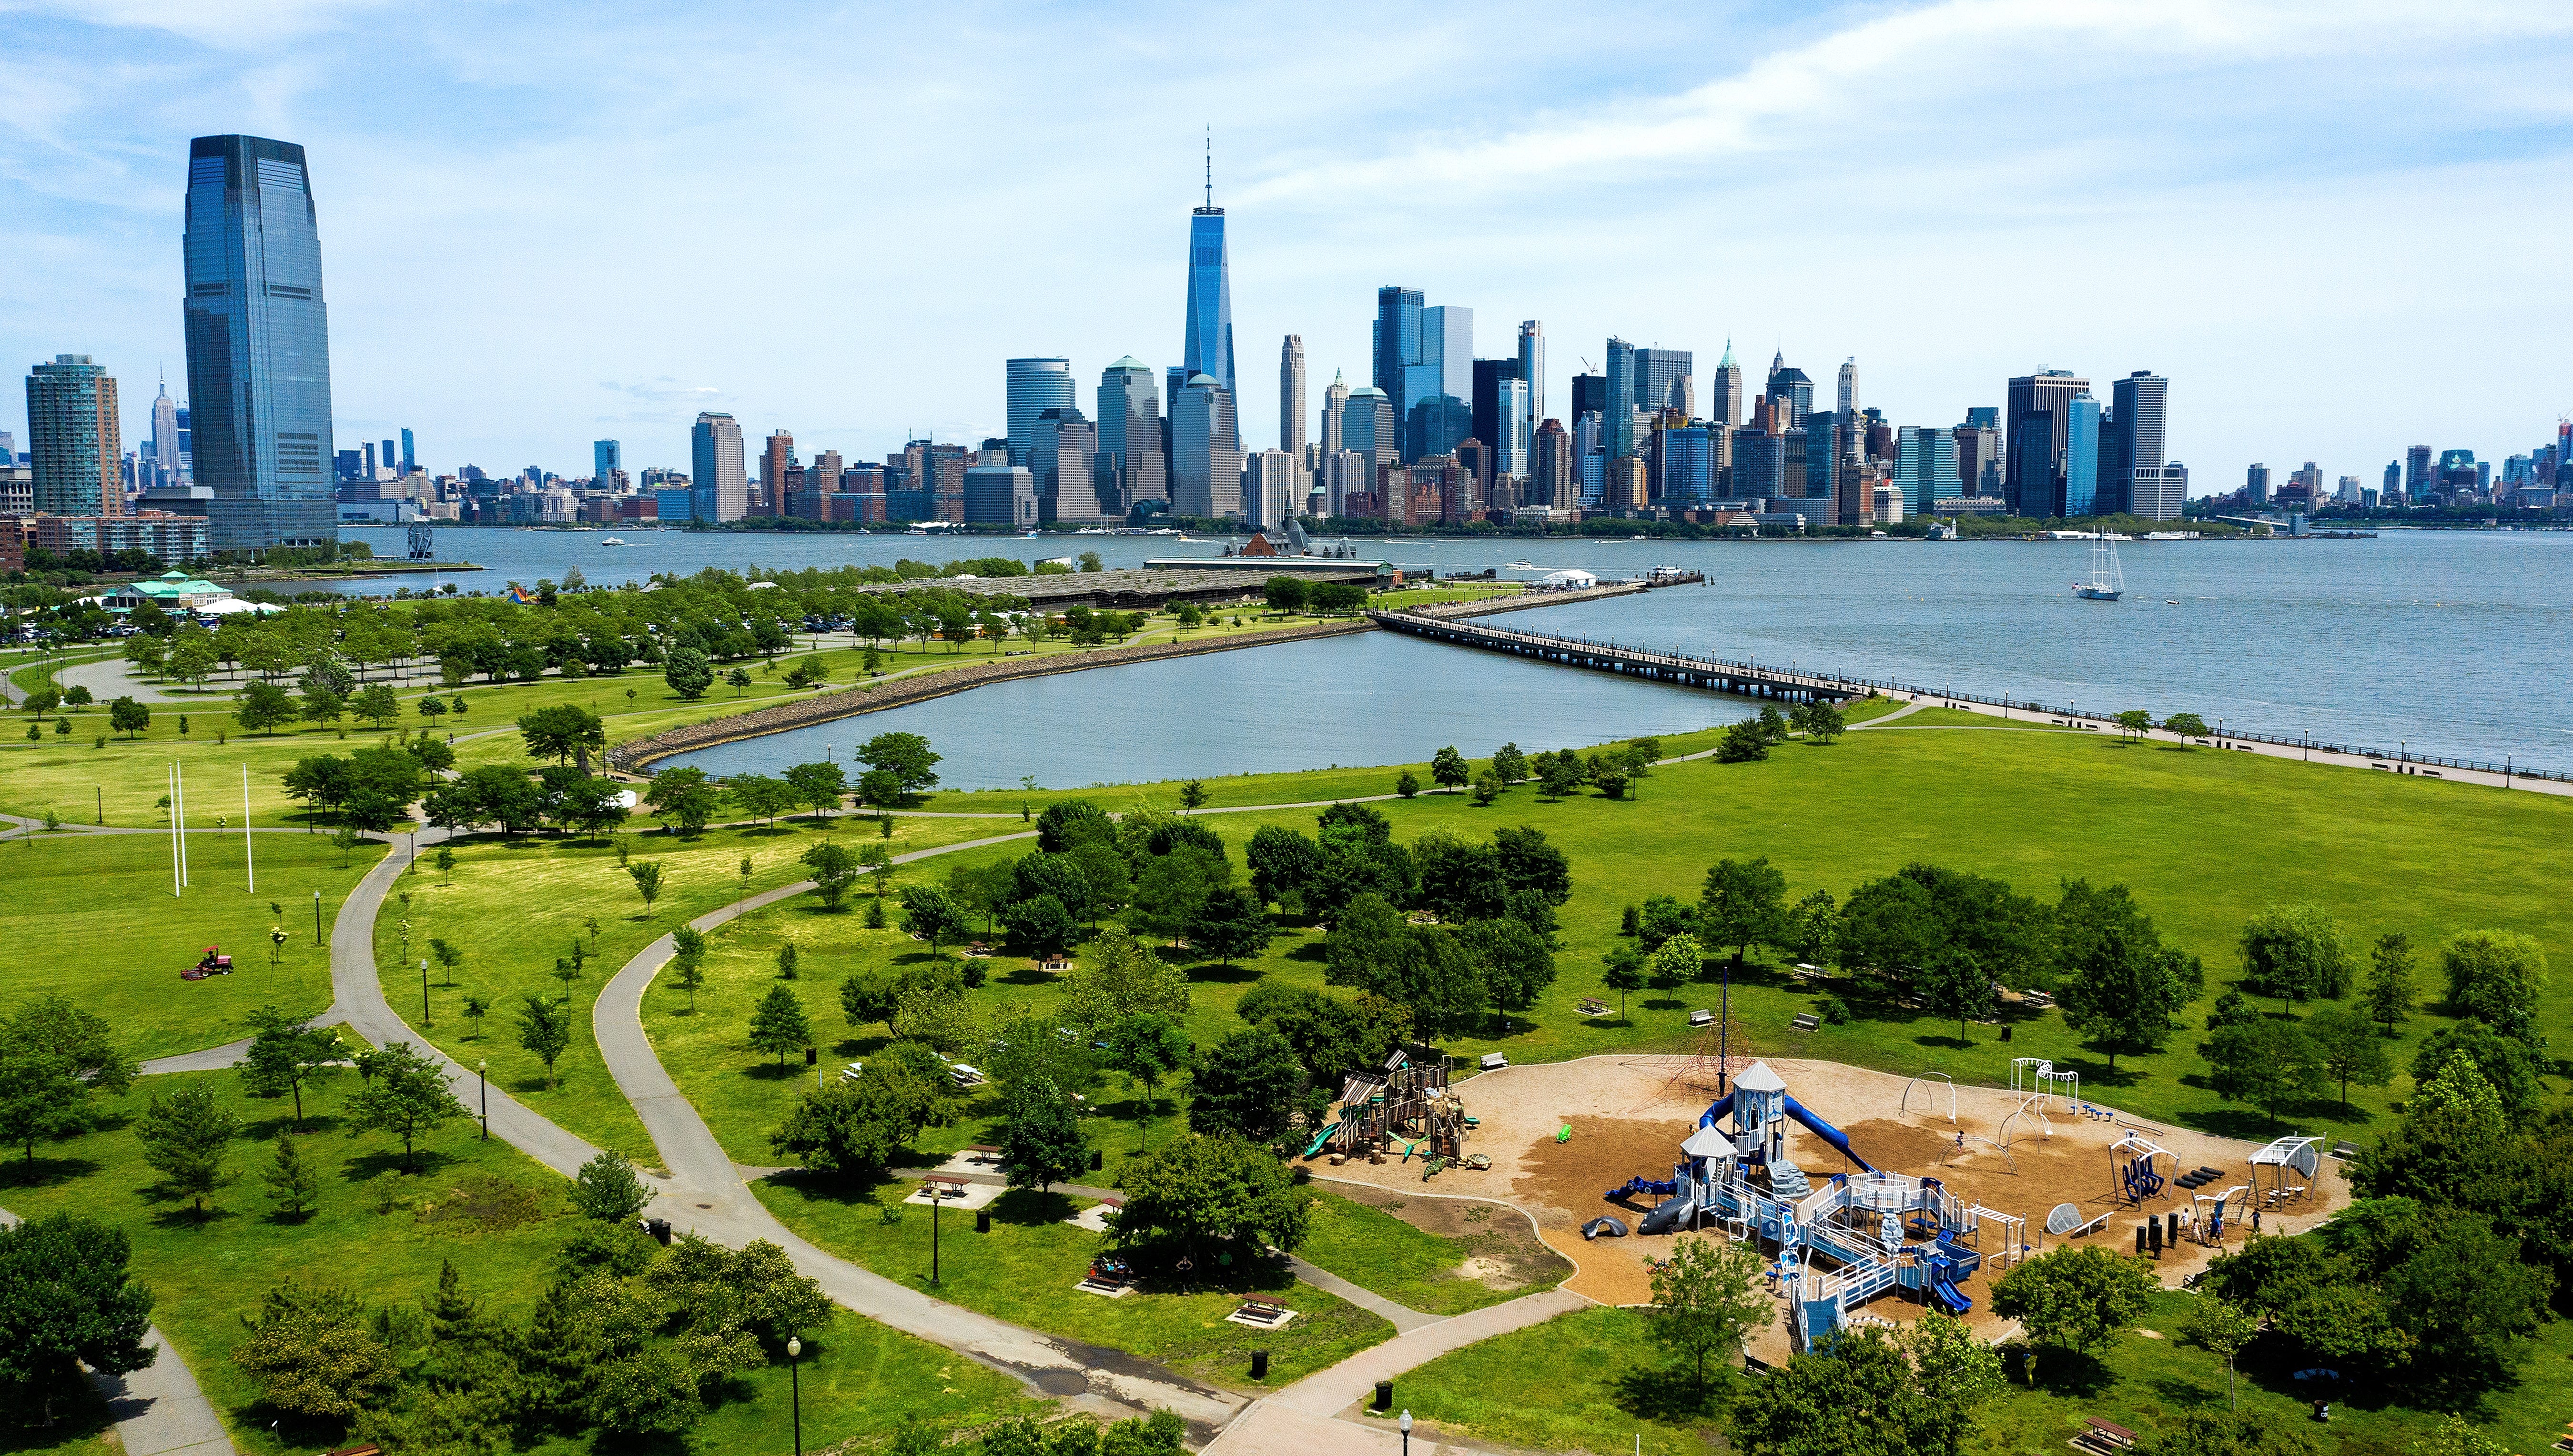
(1504, 560, 1536, 570)
(2074, 535, 2126, 601)
(598, 536, 626, 546)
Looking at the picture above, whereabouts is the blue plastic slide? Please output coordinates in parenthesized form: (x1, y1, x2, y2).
(1930, 1276, 1971, 1316)
(1697, 1092, 1736, 1129)
(1783, 1095, 1875, 1173)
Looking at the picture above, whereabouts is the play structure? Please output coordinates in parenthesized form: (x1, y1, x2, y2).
(1308, 1045, 1466, 1162)
(1900, 1072, 1957, 1123)
(2249, 1136, 2321, 1210)
(2011, 1057, 2080, 1111)
(1601, 1061, 2029, 1349)
(2109, 1132, 2176, 1205)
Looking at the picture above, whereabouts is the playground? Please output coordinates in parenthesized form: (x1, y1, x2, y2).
(1308, 1053, 2351, 1355)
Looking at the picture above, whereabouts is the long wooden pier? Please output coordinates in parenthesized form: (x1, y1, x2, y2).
(1368, 609, 1867, 704)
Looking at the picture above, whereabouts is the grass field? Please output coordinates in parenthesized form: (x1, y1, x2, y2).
(371, 813, 1019, 1164)
(0, 831, 379, 1059)
(1296, 1187, 1554, 1316)
(751, 1174, 1395, 1391)
(1393, 1292, 2573, 1456)
(0, 1061, 1034, 1456)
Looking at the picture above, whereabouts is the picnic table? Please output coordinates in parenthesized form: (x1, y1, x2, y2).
(922, 1175, 970, 1200)
(2079, 1417, 2137, 1452)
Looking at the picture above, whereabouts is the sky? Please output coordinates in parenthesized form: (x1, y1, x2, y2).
(4, 0, 2571, 492)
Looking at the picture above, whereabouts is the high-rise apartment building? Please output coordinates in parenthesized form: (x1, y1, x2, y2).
(1278, 335, 1306, 455)
(1033, 407, 1101, 523)
(1530, 418, 1572, 507)
(1005, 357, 1075, 467)
(1320, 369, 1349, 458)
(594, 440, 621, 486)
(26, 355, 122, 516)
(1096, 357, 1165, 512)
(2004, 369, 2088, 519)
(762, 432, 795, 507)
(1184, 175, 1235, 396)
(1171, 374, 1242, 520)
(1516, 322, 1544, 444)
(1711, 341, 1745, 429)
(2245, 463, 2270, 506)
(1494, 379, 1530, 477)
(183, 134, 336, 548)
(689, 411, 746, 522)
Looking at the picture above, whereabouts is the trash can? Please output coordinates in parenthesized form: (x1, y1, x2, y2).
(805, 1046, 817, 1066)
(1374, 1381, 1393, 1411)
(976, 1210, 992, 1234)
(1251, 1350, 1269, 1380)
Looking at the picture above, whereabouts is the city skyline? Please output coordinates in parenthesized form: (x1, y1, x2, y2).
(4, 3, 2569, 488)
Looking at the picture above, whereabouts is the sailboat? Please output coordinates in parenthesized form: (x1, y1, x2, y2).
(2073, 536, 2125, 601)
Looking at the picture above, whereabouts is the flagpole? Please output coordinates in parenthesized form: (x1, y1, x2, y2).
(177, 761, 189, 887)
(243, 764, 255, 893)
(170, 764, 181, 897)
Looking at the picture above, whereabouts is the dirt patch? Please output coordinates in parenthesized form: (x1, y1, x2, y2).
(1321, 1182, 1571, 1293)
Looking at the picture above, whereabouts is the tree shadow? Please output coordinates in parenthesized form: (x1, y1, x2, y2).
(744, 1062, 803, 1081)
(1186, 961, 1265, 985)
(1912, 1033, 1976, 1051)
(146, 1201, 242, 1231)
(992, 1188, 1075, 1226)
(1611, 1365, 1727, 1423)
(1641, 998, 1683, 1011)
(339, 1146, 456, 1182)
(2015, 1344, 2116, 1396)
(243, 1111, 342, 1143)
(0, 1154, 102, 1188)
(998, 967, 1054, 986)
(1286, 941, 1328, 963)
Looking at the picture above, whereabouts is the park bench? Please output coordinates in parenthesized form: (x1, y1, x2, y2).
(2330, 1142, 2358, 1160)
(1689, 1009, 1715, 1028)
(2078, 1417, 2138, 1453)
(1791, 1012, 1822, 1032)
(1479, 1052, 1509, 1070)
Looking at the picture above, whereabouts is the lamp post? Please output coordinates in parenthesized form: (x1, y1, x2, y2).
(1399, 1409, 1412, 1455)
(786, 1335, 803, 1456)
(932, 1193, 942, 1285)
(478, 1059, 488, 1140)
(313, 889, 323, 946)
(420, 958, 431, 1027)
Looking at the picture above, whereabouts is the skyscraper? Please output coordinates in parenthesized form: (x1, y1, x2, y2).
(1606, 338, 1692, 458)
(1516, 322, 1545, 444)
(149, 375, 182, 485)
(399, 427, 415, 475)
(762, 431, 795, 509)
(1836, 358, 1857, 416)
(2062, 393, 2100, 517)
(183, 134, 336, 549)
(1494, 378, 1530, 478)
(1278, 335, 1306, 455)
(594, 440, 621, 486)
(1531, 418, 1571, 507)
(689, 411, 746, 522)
(1764, 353, 1813, 426)
(1894, 425, 1959, 514)
(2005, 370, 2088, 519)
(1095, 357, 1165, 511)
(1341, 386, 1394, 475)
(1183, 156, 1235, 396)
(1469, 357, 1522, 470)
(1570, 374, 1607, 426)
(1034, 407, 1100, 523)
(1404, 305, 1472, 461)
(1373, 287, 1423, 427)
(1320, 369, 1349, 457)
(1171, 374, 1242, 519)
(26, 355, 122, 516)
(1005, 358, 1075, 467)
(2106, 370, 2168, 517)
(1243, 449, 1295, 531)
(1711, 341, 1744, 428)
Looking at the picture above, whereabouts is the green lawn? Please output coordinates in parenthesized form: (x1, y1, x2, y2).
(0, 1060, 1033, 1456)
(0, 831, 378, 1059)
(752, 1175, 1394, 1391)
(1393, 1305, 1727, 1454)
(1297, 1187, 1559, 1316)
(373, 814, 1016, 1166)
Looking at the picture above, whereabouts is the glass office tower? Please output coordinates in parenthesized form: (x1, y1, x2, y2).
(183, 134, 337, 549)
(1184, 203, 1235, 397)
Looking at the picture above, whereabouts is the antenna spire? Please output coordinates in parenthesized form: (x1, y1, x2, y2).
(1204, 128, 1212, 209)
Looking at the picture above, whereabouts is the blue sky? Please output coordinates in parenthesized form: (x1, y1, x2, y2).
(4, 0, 2570, 489)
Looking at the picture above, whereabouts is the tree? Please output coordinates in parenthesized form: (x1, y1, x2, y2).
(1394, 770, 1420, 798)
(1732, 1327, 1944, 1456)
(1647, 1230, 1773, 1391)
(2134, 1410, 2320, 1456)
(1794, 700, 1847, 744)
(1458, 916, 1555, 1034)
(1586, 754, 1629, 799)
(643, 766, 722, 836)
(628, 859, 663, 909)
(1429, 745, 1470, 791)
(571, 1149, 654, 1223)
(1111, 1133, 1308, 1256)
(556, 775, 629, 841)
(1469, 769, 1502, 805)
(2182, 1297, 2259, 1409)
(1602, 945, 1648, 1018)
(1004, 893, 1079, 958)
(0, 995, 134, 1167)
(2239, 903, 2351, 1014)
(2162, 711, 2209, 739)
(729, 773, 795, 829)
(1062, 930, 1193, 1034)
(345, 1041, 464, 1172)
(2364, 931, 2417, 1032)
(1715, 718, 1770, 763)
(1900, 1311, 2007, 1456)
(263, 1134, 319, 1221)
(1650, 932, 1705, 989)
(0, 1213, 157, 1425)
(770, 1072, 934, 1181)
(662, 645, 713, 700)
(515, 994, 573, 1088)
(783, 760, 847, 821)
(1988, 1244, 2157, 1372)
(748, 985, 812, 1069)
(2438, 929, 2548, 1038)
(1535, 749, 1587, 797)
(999, 1078, 1089, 1192)
(1129, 845, 1229, 940)
(2112, 708, 2154, 741)
(856, 731, 941, 804)
(1490, 741, 1529, 782)
(233, 680, 301, 733)
(240, 1005, 340, 1130)
(1701, 856, 1788, 971)
(1189, 1028, 1304, 1143)
(2306, 1003, 2394, 1112)
(1915, 945, 1998, 1042)
(2208, 1017, 2326, 1128)
(137, 1082, 241, 1216)
(516, 705, 607, 767)
(803, 840, 860, 910)
(109, 696, 150, 738)
(1178, 779, 1209, 812)
(2052, 879, 2196, 1073)
(724, 667, 752, 697)
(1104, 1012, 1191, 1130)
(2404, 1021, 2540, 1118)
(898, 883, 972, 956)
(1261, 575, 1309, 612)
(229, 1277, 395, 1421)
(1187, 886, 1274, 969)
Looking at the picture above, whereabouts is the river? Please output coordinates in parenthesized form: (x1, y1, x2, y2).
(334, 526, 2573, 778)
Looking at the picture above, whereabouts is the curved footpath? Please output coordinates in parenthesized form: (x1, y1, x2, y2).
(0, 1207, 236, 1456)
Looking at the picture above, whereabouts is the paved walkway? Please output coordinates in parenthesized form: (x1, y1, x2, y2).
(0, 1208, 235, 1456)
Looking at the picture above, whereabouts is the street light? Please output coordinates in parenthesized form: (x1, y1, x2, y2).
(420, 958, 432, 1027)
(477, 1059, 488, 1140)
(1399, 1409, 1412, 1455)
(932, 1192, 942, 1285)
(786, 1335, 804, 1456)
(313, 889, 323, 946)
